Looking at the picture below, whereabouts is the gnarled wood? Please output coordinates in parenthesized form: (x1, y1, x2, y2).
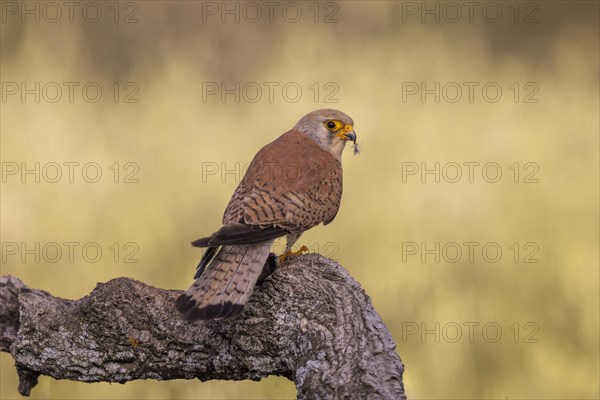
(0, 254, 405, 399)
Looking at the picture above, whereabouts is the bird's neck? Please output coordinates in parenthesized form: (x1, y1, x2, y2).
(328, 140, 346, 162)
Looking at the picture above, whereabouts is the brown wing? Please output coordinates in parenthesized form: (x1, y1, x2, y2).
(191, 222, 286, 247)
(223, 129, 343, 232)
(193, 130, 342, 248)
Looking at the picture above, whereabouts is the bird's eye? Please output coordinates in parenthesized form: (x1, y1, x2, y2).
(326, 121, 338, 131)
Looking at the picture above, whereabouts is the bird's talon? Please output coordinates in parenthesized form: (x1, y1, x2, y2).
(279, 245, 309, 262)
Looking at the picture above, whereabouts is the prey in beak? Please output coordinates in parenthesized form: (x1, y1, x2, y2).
(336, 124, 360, 155)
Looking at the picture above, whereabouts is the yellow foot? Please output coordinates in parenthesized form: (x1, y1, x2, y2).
(279, 245, 309, 262)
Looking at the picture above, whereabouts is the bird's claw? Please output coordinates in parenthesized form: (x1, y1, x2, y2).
(279, 245, 309, 262)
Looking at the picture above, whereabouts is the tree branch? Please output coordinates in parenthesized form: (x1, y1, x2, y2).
(0, 254, 405, 399)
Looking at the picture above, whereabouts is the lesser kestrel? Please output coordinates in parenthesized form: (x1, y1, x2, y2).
(176, 109, 357, 320)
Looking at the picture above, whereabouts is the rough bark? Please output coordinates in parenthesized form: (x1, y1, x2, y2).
(0, 254, 405, 399)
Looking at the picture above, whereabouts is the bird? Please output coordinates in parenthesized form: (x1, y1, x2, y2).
(176, 109, 358, 321)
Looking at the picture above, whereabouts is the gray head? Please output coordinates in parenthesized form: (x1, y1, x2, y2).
(293, 109, 358, 160)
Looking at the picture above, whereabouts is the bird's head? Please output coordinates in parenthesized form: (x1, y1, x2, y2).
(294, 109, 359, 160)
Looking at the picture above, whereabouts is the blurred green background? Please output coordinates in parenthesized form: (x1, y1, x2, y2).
(1, 1, 598, 399)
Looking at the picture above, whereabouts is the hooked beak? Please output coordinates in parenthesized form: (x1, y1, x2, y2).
(336, 125, 357, 144)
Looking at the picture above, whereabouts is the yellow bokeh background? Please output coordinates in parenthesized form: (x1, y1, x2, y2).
(1, 1, 598, 399)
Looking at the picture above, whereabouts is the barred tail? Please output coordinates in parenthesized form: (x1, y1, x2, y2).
(176, 241, 272, 320)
